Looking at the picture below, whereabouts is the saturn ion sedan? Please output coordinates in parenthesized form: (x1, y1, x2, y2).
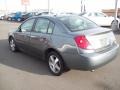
(8, 15, 119, 76)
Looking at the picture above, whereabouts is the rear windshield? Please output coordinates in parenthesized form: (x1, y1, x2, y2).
(58, 16, 98, 32)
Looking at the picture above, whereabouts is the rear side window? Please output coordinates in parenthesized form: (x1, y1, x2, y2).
(59, 16, 98, 32)
(34, 18, 54, 34)
(34, 18, 49, 33)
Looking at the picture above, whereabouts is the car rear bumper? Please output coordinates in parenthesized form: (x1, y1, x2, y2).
(62, 44, 119, 70)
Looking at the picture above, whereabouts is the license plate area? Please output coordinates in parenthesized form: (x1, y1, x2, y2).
(86, 33, 113, 49)
(100, 38, 110, 47)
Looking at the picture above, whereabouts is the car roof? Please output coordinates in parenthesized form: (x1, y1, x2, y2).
(26, 15, 85, 24)
(32, 14, 82, 18)
(30, 15, 56, 20)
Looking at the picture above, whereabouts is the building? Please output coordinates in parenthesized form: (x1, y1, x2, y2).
(102, 8, 120, 17)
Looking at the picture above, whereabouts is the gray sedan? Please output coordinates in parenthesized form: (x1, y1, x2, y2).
(8, 15, 119, 76)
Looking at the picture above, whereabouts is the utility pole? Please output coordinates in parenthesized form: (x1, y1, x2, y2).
(111, 0, 119, 31)
(25, 4, 27, 12)
(48, 0, 50, 14)
(5, 0, 7, 14)
(81, 0, 86, 13)
(115, 0, 118, 20)
(81, 0, 83, 13)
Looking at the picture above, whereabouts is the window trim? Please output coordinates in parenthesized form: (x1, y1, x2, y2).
(47, 21, 55, 34)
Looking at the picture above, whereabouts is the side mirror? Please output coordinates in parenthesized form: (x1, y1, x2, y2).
(17, 26, 22, 32)
(18, 27, 26, 32)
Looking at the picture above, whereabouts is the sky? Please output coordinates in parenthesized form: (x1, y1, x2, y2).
(0, 0, 120, 13)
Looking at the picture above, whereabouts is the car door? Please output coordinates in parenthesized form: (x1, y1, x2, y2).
(30, 18, 55, 58)
(14, 18, 35, 50)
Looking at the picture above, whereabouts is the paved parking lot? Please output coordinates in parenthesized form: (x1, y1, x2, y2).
(0, 20, 120, 90)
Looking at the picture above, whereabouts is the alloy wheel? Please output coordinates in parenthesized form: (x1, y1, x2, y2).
(49, 55, 61, 74)
(9, 39, 16, 51)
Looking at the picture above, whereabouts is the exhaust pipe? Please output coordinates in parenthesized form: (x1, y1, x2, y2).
(91, 70, 95, 72)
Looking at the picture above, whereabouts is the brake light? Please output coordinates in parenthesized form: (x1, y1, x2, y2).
(74, 35, 92, 49)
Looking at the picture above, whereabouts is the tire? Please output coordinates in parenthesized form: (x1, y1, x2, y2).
(111, 20, 119, 31)
(47, 52, 64, 76)
(8, 17, 12, 21)
(17, 18, 21, 22)
(1, 16, 4, 20)
(9, 38, 18, 52)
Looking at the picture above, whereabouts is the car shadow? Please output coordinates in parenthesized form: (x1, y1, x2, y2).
(0, 39, 52, 76)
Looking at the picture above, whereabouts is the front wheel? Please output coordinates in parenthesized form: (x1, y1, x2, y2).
(47, 52, 64, 76)
(9, 38, 18, 52)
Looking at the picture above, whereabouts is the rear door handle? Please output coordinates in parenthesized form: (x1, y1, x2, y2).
(30, 35, 37, 38)
(42, 37, 47, 40)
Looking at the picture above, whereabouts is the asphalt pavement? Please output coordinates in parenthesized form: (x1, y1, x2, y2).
(0, 20, 120, 90)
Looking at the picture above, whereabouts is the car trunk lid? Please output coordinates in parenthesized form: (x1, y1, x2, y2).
(86, 31, 115, 50)
(72, 27, 116, 51)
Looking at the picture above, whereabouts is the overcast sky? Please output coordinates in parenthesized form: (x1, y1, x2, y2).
(0, 0, 120, 13)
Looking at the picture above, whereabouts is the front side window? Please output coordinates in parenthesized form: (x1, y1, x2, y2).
(34, 18, 49, 33)
(20, 19, 35, 32)
(59, 16, 98, 32)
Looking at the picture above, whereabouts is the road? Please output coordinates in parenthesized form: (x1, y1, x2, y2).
(0, 21, 120, 90)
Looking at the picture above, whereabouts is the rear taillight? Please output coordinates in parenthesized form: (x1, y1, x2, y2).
(74, 35, 92, 49)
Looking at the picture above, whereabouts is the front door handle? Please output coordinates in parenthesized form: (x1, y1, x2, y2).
(30, 35, 37, 38)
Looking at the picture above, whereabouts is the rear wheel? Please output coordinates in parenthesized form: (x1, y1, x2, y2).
(17, 18, 21, 22)
(47, 52, 64, 76)
(111, 20, 120, 31)
(1, 16, 4, 20)
(8, 17, 12, 21)
(9, 38, 18, 52)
